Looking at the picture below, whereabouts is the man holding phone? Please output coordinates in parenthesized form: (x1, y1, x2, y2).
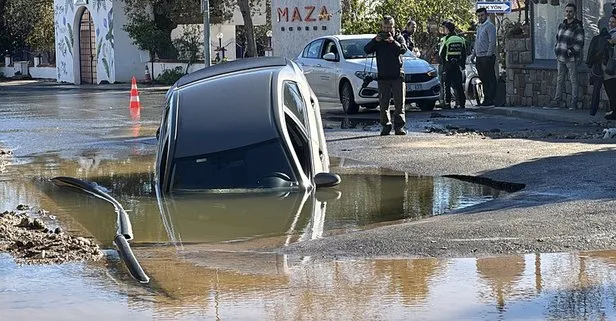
(364, 15, 408, 136)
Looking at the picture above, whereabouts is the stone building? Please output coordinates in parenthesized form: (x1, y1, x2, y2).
(505, 0, 615, 110)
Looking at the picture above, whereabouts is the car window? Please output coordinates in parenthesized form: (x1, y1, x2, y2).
(283, 81, 309, 130)
(303, 40, 323, 59)
(302, 44, 310, 58)
(321, 39, 339, 59)
(340, 38, 414, 59)
(285, 113, 311, 178)
(171, 138, 298, 191)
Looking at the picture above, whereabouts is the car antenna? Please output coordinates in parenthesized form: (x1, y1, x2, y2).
(50, 176, 150, 284)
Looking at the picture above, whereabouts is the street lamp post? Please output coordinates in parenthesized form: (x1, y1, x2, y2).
(265, 30, 273, 57)
(201, 0, 211, 67)
(216, 33, 225, 60)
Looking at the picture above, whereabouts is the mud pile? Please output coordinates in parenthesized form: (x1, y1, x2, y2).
(0, 206, 103, 264)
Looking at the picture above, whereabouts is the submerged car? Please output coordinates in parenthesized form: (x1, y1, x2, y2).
(294, 34, 441, 114)
(155, 57, 341, 194)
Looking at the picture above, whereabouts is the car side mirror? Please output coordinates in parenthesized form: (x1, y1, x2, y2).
(323, 52, 337, 61)
(314, 172, 341, 188)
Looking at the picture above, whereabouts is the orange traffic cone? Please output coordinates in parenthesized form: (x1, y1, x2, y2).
(129, 76, 141, 109)
(144, 65, 152, 82)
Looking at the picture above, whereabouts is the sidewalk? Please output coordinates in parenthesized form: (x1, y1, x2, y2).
(469, 106, 609, 125)
(0, 79, 171, 92)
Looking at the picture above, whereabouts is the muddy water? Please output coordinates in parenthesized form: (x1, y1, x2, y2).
(4, 250, 616, 320)
(2, 90, 616, 320)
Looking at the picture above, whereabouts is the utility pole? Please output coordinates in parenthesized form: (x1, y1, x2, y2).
(202, 0, 211, 67)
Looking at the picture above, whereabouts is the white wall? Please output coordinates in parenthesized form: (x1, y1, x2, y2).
(113, 0, 149, 82)
(271, 0, 342, 59)
(0, 64, 56, 79)
(151, 62, 206, 79)
(29, 67, 57, 79)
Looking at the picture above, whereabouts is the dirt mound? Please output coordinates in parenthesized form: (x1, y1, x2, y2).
(0, 206, 103, 264)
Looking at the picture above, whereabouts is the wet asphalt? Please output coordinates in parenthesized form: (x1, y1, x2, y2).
(2, 86, 616, 260)
(285, 102, 616, 258)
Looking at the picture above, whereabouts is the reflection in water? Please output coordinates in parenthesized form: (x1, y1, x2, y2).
(5, 251, 616, 320)
(4, 152, 500, 249)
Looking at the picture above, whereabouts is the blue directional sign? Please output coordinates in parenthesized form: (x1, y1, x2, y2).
(476, 1, 512, 14)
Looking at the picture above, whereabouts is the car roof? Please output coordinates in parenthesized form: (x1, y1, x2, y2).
(171, 65, 289, 159)
(332, 34, 375, 41)
(174, 56, 290, 88)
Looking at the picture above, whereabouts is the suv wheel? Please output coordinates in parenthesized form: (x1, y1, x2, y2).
(340, 81, 360, 114)
(418, 101, 436, 111)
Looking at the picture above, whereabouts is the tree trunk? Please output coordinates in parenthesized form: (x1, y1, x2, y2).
(238, 0, 257, 57)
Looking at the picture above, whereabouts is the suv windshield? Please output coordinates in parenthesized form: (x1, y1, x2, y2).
(171, 138, 298, 191)
(340, 38, 415, 59)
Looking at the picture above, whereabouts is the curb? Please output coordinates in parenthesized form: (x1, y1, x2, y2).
(470, 106, 604, 125)
(0, 81, 171, 92)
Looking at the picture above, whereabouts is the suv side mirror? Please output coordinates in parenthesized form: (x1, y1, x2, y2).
(314, 172, 341, 188)
(323, 52, 337, 61)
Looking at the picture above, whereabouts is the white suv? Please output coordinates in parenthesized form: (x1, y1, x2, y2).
(294, 34, 441, 114)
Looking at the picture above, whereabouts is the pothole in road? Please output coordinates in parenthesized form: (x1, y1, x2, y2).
(5, 154, 522, 249)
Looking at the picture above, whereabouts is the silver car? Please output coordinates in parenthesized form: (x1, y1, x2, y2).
(294, 34, 441, 114)
(156, 57, 340, 194)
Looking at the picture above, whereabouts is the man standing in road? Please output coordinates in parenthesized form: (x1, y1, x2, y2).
(364, 15, 409, 136)
(552, 3, 585, 109)
(401, 20, 417, 52)
(473, 7, 497, 107)
(439, 21, 467, 109)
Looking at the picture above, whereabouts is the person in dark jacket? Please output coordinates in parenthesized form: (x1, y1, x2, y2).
(401, 20, 416, 52)
(364, 15, 409, 136)
(439, 21, 467, 109)
(604, 14, 616, 120)
(586, 27, 610, 116)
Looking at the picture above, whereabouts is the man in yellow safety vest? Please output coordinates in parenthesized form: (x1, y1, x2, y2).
(439, 21, 467, 108)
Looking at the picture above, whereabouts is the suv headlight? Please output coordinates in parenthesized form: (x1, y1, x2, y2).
(355, 71, 377, 80)
(427, 68, 437, 77)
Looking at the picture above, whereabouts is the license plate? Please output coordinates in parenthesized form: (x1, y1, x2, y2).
(408, 84, 421, 91)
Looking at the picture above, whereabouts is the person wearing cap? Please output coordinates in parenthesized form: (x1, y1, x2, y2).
(439, 21, 467, 108)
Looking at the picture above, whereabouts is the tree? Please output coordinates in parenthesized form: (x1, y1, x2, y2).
(237, 0, 256, 57)
(341, 0, 379, 34)
(2, 0, 55, 60)
(122, 0, 234, 60)
(173, 24, 203, 73)
(340, 0, 476, 56)
(123, 4, 165, 74)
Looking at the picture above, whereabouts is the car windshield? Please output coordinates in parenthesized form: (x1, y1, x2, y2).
(339, 38, 415, 59)
(171, 138, 299, 191)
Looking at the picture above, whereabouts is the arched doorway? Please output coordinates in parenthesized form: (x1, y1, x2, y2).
(78, 9, 96, 84)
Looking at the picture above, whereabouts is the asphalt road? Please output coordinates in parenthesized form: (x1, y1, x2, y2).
(282, 102, 616, 259)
